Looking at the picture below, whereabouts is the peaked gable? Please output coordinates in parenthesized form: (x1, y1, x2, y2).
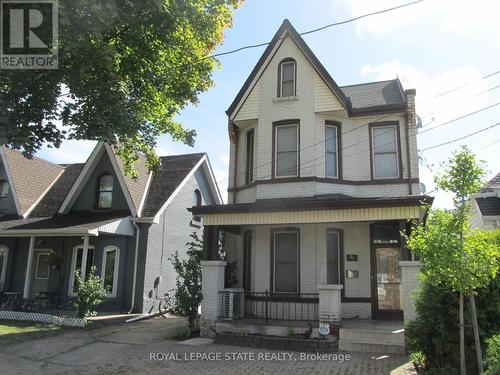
(227, 19, 350, 119)
(1, 147, 64, 216)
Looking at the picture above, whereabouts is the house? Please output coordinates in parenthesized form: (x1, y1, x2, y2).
(0, 142, 221, 314)
(471, 172, 500, 230)
(191, 20, 432, 351)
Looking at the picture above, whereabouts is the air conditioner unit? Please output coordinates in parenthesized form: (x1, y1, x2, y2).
(220, 288, 244, 320)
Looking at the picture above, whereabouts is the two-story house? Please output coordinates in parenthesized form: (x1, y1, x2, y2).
(0, 142, 221, 314)
(192, 20, 432, 350)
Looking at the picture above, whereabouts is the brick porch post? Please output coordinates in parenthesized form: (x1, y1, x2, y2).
(318, 284, 343, 336)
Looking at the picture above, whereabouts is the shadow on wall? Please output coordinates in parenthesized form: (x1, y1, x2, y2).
(146, 276, 162, 314)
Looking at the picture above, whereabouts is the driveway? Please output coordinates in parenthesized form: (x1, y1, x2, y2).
(0, 317, 413, 375)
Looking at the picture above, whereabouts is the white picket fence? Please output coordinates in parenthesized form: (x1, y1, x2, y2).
(0, 310, 86, 327)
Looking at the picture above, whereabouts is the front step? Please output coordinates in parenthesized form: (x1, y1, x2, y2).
(338, 321, 405, 354)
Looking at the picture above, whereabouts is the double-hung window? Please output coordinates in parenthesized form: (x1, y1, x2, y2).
(325, 123, 340, 178)
(0, 181, 9, 214)
(279, 59, 296, 97)
(275, 123, 298, 177)
(273, 229, 299, 293)
(246, 129, 255, 184)
(97, 174, 113, 209)
(371, 124, 399, 179)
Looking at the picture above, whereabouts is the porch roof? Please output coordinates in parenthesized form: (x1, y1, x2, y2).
(190, 195, 433, 226)
(0, 211, 132, 236)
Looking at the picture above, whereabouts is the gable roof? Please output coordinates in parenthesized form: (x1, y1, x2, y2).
(475, 196, 500, 216)
(226, 19, 350, 118)
(340, 79, 405, 114)
(480, 172, 500, 193)
(1, 146, 64, 216)
(29, 163, 84, 218)
(141, 153, 206, 218)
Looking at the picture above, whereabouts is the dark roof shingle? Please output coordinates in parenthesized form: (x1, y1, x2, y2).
(340, 79, 405, 110)
(480, 172, 500, 193)
(141, 153, 205, 217)
(476, 197, 500, 216)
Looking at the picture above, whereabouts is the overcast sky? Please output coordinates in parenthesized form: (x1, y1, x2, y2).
(38, 0, 500, 206)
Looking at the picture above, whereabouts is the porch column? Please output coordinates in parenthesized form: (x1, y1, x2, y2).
(23, 236, 35, 299)
(80, 235, 89, 278)
(203, 226, 219, 260)
(400, 261, 422, 323)
(200, 260, 226, 337)
(318, 284, 343, 335)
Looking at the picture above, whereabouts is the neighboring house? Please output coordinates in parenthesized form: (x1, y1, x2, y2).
(471, 172, 500, 230)
(0, 142, 221, 313)
(192, 20, 432, 342)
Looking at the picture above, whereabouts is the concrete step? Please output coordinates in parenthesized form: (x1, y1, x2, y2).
(339, 328, 404, 346)
(339, 339, 405, 354)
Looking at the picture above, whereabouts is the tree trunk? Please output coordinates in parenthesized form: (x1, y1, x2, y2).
(460, 292, 466, 375)
(468, 289, 484, 373)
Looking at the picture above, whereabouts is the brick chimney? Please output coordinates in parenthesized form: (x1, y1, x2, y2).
(405, 89, 416, 128)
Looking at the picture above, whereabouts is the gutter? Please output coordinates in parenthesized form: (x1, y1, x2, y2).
(128, 220, 141, 314)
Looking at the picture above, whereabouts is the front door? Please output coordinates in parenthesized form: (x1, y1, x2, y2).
(31, 250, 51, 297)
(374, 247, 403, 319)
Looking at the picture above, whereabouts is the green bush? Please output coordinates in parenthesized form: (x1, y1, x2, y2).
(406, 276, 500, 374)
(484, 334, 500, 375)
(70, 267, 106, 319)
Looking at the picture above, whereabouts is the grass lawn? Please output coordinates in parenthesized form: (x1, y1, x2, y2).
(0, 320, 65, 345)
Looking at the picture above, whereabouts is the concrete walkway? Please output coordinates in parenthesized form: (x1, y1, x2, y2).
(0, 316, 414, 375)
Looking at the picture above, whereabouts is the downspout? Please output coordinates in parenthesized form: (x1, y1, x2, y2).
(128, 221, 140, 314)
(230, 120, 239, 203)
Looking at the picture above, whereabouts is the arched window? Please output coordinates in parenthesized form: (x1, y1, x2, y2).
(0, 180, 9, 213)
(102, 246, 120, 298)
(192, 189, 202, 223)
(97, 173, 113, 209)
(278, 59, 296, 97)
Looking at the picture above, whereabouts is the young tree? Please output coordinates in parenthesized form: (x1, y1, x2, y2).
(0, 0, 241, 175)
(407, 146, 500, 374)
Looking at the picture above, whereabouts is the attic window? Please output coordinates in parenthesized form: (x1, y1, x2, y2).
(97, 174, 113, 209)
(192, 189, 202, 223)
(0, 181, 9, 214)
(278, 59, 296, 97)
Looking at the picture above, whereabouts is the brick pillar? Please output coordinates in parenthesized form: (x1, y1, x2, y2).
(405, 89, 416, 127)
(399, 261, 422, 323)
(200, 260, 226, 337)
(318, 284, 343, 336)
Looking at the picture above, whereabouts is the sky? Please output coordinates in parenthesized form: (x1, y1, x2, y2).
(38, 0, 500, 207)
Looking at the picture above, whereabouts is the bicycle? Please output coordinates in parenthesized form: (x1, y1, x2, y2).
(158, 289, 178, 318)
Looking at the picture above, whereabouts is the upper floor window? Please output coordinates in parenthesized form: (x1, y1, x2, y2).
(275, 123, 299, 178)
(0, 180, 9, 213)
(246, 129, 255, 184)
(278, 59, 296, 97)
(325, 122, 340, 178)
(97, 173, 113, 209)
(192, 189, 202, 223)
(371, 124, 400, 179)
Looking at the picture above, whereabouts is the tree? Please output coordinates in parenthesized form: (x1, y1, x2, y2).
(70, 267, 106, 319)
(407, 146, 500, 374)
(0, 0, 241, 175)
(170, 232, 203, 331)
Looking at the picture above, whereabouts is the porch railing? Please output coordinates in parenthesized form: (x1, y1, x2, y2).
(218, 290, 319, 324)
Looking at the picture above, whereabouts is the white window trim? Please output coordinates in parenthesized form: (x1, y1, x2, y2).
(279, 60, 296, 97)
(34, 250, 51, 280)
(325, 124, 339, 179)
(274, 123, 299, 178)
(0, 246, 8, 291)
(101, 246, 120, 298)
(371, 124, 400, 179)
(273, 230, 299, 294)
(68, 245, 95, 297)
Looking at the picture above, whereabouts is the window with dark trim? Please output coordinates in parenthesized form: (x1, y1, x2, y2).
(192, 189, 202, 223)
(97, 174, 113, 209)
(242, 231, 252, 291)
(371, 124, 400, 179)
(273, 229, 299, 293)
(278, 59, 296, 97)
(326, 229, 341, 284)
(0, 180, 9, 214)
(246, 129, 255, 184)
(325, 123, 339, 178)
(275, 123, 299, 178)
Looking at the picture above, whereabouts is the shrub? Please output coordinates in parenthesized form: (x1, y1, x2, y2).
(484, 334, 500, 375)
(70, 267, 106, 319)
(170, 233, 203, 330)
(406, 275, 500, 374)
